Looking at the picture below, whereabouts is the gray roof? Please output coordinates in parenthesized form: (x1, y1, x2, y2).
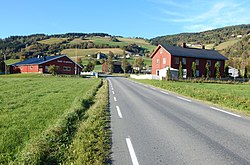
(161, 44, 228, 60)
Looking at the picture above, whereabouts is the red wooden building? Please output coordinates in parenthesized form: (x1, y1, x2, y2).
(11, 55, 82, 75)
(150, 44, 228, 78)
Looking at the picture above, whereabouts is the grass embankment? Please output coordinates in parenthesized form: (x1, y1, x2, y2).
(64, 80, 110, 164)
(136, 80, 250, 115)
(0, 76, 101, 163)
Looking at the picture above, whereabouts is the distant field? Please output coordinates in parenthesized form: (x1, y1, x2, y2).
(215, 39, 241, 50)
(61, 48, 124, 58)
(70, 37, 157, 53)
(38, 38, 68, 45)
(0, 75, 101, 163)
(136, 80, 250, 115)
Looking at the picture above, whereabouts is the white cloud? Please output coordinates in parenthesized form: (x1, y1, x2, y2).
(151, 0, 250, 32)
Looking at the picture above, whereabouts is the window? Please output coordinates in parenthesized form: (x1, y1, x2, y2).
(160, 49, 163, 54)
(207, 60, 211, 66)
(63, 66, 71, 71)
(182, 58, 186, 65)
(195, 59, 199, 66)
(217, 61, 221, 67)
(196, 70, 200, 77)
(156, 70, 159, 76)
(156, 59, 159, 64)
(30, 66, 33, 70)
(175, 57, 179, 64)
(163, 58, 166, 64)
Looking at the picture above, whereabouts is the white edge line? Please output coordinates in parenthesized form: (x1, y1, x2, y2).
(112, 91, 115, 94)
(210, 107, 241, 118)
(161, 91, 169, 95)
(114, 97, 117, 102)
(126, 138, 139, 165)
(111, 88, 114, 91)
(116, 106, 123, 118)
(177, 96, 191, 102)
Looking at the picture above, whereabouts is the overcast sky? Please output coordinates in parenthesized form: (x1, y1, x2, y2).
(0, 0, 249, 39)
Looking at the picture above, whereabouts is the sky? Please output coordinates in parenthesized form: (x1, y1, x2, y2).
(0, 0, 249, 39)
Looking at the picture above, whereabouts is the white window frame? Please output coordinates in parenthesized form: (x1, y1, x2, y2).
(63, 66, 71, 71)
(156, 59, 159, 64)
(195, 59, 199, 66)
(207, 60, 211, 66)
(163, 58, 166, 64)
(175, 57, 179, 64)
(196, 70, 199, 77)
(182, 58, 186, 65)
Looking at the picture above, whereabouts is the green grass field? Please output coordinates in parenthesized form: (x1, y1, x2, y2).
(69, 37, 156, 53)
(0, 75, 101, 163)
(215, 39, 241, 50)
(38, 38, 68, 45)
(135, 80, 250, 115)
(61, 48, 124, 58)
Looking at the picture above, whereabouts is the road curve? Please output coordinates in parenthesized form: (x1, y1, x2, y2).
(108, 77, 250, 165)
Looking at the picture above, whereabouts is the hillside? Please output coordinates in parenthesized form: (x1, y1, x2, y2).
(150, 24, 250, 69)
(0, 33, 155, 68)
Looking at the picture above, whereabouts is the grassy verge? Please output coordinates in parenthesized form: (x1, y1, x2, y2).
(0, 75, 101, 163)
(63, 80, 110, 164)
(135, 79, 250, 115)
(14, 79, 102, 164)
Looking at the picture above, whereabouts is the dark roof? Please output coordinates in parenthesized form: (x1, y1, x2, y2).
(11, 55, 63, 66)
(161, 44, 228, 60)
(11, 55, 82, 68)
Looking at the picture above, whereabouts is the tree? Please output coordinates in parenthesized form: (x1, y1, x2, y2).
(48, 65, 59, 75)
(215, 62, 220, 78)
(108, 51, 114, 59)
(224, 65, 229, 77)
(121, 56, 129, 74)
(178, 61, 183, 79)
(167, 67, 171, 80)
(76, 57, 83, 67)
(244, 66, 248, 78)
(133, 57, 145, 73)
(192, 62, 196, 78)
(205, 62, 210, 79)
(0, 60, 5, 73)
(83, 61, 95, 72)
(107, 56, 113, 73)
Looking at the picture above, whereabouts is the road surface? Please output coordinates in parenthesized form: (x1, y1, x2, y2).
(108, 77, 250, 165)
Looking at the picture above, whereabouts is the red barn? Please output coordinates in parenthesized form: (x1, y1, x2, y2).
(11, 55, 82, 75)
(150, 44, 228, 78)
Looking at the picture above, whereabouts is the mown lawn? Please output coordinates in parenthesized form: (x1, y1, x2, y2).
(38, 38, 68, 45)
(0, 75, 101, 163)
(136, 80, 250, 115)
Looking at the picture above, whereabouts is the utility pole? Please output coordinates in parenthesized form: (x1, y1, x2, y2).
(75, 46, 78, 75)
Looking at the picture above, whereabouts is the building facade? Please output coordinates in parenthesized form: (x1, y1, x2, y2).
(11, 55, 82, 75)
(150, 44, 228, 78)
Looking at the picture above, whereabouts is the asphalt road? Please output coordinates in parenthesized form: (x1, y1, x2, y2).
(108, 77, 250, 165)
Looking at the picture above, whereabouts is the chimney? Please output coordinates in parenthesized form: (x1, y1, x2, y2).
(182, 43, 187, 48)
(202, 45, 205, 49)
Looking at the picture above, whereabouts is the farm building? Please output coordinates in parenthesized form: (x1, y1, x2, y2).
(10, 55, 82, 75)
(150, 44, 228, 78)
(102, 61, 132, 73)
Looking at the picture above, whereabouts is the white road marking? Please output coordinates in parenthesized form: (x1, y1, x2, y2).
(161, 91, 169, 95)
(210, 107, 241, 118)
(112, 91, 115, 94)
(151, 87, 156, 90)
(111, 87, 114, 91)
(177, 96, 192, 102)
(144, 85, 148, 87)
(114, 97, 117, 102)
(126, 138, 139, 165)
(116, 106, 123, 118)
